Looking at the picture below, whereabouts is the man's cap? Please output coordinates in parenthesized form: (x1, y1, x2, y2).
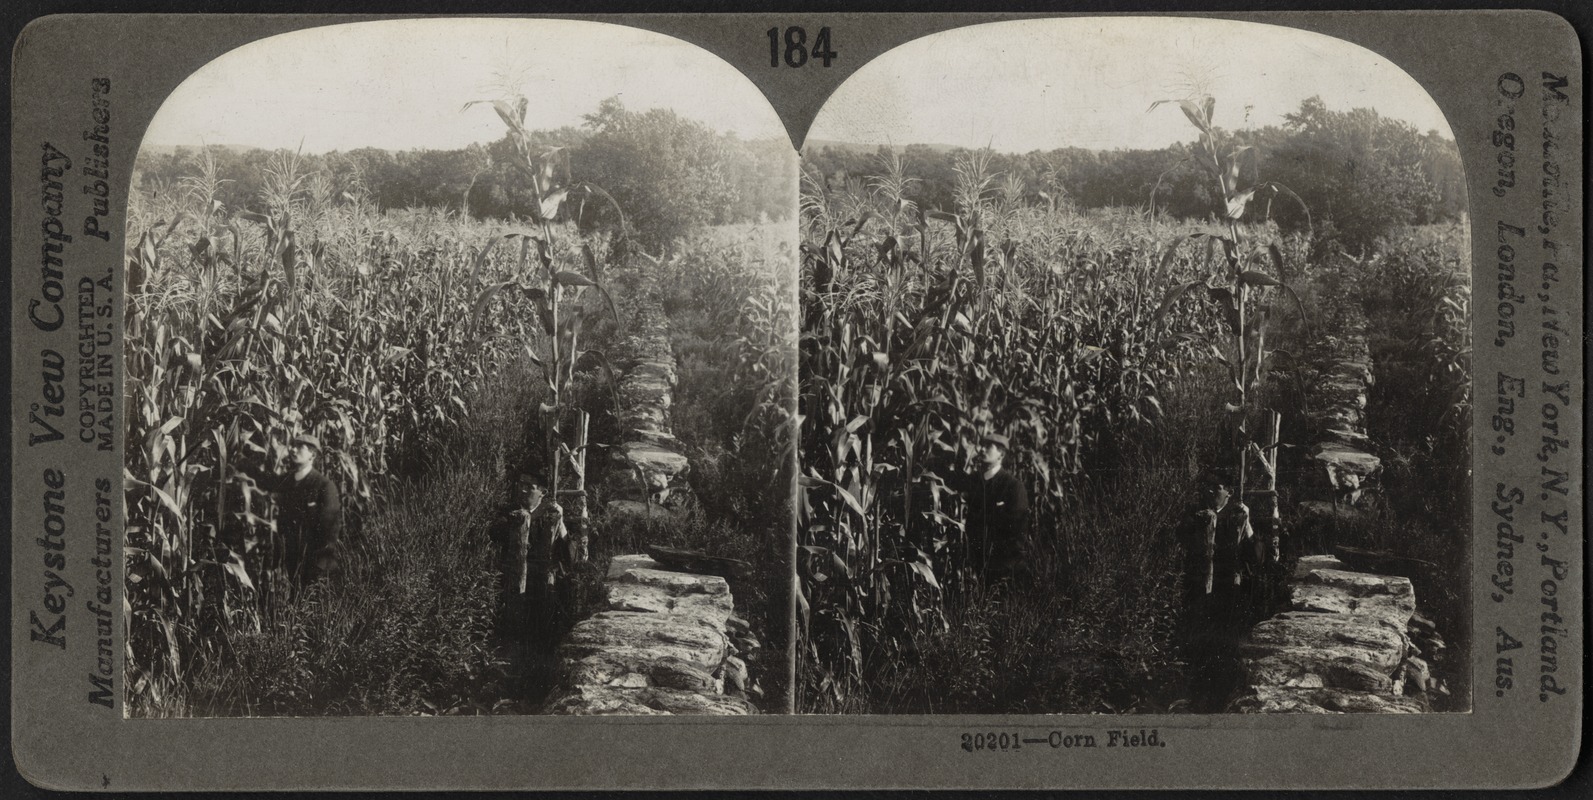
(290, 433, 322, 451)
(980, 433, 1011, 450)
(515, 474, 544, 490)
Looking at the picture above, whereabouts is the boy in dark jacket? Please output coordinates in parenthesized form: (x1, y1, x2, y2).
(239, 433, 343, 585)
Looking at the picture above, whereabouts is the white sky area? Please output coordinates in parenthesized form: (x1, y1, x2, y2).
(809, 17, 1456, 152)
(142, 18, 788, 154)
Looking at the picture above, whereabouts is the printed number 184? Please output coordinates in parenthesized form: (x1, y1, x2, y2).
(768, 26, 836, 68)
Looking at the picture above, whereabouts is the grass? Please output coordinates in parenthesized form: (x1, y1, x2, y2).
(831, 367, 1227, 714)
(1351, 224, 1472, 710)
(795, 133, 1471, 714)
(129, 136, 796, 716)
(176, 364, 545, 716)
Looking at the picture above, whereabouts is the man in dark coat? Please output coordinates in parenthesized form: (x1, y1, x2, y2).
(240, 433, 343, 585)
(959, 432, 1029, 584)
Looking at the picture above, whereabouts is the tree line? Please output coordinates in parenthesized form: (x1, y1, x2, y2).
(803, 97, 1466, 253)
(134, 97, 796, 248)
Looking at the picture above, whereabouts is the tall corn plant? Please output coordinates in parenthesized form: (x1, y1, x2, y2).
(464, 93, 624, 561)
(125, 151, 529, 715)
(1148, 95, 1308, 551)
(797, 149, 1215, 710)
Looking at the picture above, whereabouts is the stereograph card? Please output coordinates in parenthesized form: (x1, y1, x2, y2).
(6, 7, 1584, 791)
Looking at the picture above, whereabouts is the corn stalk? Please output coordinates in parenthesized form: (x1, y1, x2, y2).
(1148, 94, 1309, 566)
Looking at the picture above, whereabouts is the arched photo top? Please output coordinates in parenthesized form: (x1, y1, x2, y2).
(807, 16, 1458, 152)
(141, 17, 789, 155)
(123, 16, 800, 720)
(793, 15, 1474, 719)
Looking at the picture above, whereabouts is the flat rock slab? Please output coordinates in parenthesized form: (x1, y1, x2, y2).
(558, 610, 728, 668)
(1246, 612, 1408, 675)
(1230, 686, 1424, 714)
(1329, 360, 1374, 387)
(627, 361, 677, 386)
(1310, 443, 1382, 477)
(646, 544, 751, 579)
(607, 553, 665, 577)
(1321, 379, 1368, 409)
(1314, 406, 1363, 431)
(606, 582, 734, 623)
(1240, 649, 1396, 693)
(1292, 568, 1416, 620)
(1323, 427, 1373, 448)
(612, 565, 731, 597)
(1332, 546, 1439, 579)
(1293, 554, 1347, 577)
(617, 442, 690, 480)
(547, 686, 754, 716)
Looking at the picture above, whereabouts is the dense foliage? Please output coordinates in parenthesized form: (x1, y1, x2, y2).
(796, 114, 1472, 713)
(804, 97, 1464, 254)
(126, 104, 797, 715)
(134, 99, 795, 250)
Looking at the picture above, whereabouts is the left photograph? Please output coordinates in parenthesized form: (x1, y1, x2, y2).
(124, 18, 798, 717)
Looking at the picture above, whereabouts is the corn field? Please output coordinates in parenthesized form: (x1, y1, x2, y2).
(124, 141, 624, 714)
(793, 91, 1410, 711)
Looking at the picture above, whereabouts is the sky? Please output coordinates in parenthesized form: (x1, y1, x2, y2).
(808, 17, 1456, 153)
(141, 18, 789, 154)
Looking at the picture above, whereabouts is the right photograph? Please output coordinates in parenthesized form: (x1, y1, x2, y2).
(796, 17, 1471, 714)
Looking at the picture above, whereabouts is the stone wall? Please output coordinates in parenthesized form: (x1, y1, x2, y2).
(1229, 554, 1435, 713)
(1301, 312, 1382, 510)
(603, 322, 693, 515)
(1234, 302, 1448, 713)
(543, 554, 756, 715)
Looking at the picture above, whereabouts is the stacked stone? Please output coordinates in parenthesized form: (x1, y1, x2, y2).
(1302, 314, 1382, 508)
(1230, 555, 1430, 713)
(1231, 302, 1447, 712)
(543, 555, 756, 715)
(604, 323, 692, 516)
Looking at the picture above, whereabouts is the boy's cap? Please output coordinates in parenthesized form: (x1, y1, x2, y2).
(290, 433, 322, 450)
(980, 433, 1010, 450)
